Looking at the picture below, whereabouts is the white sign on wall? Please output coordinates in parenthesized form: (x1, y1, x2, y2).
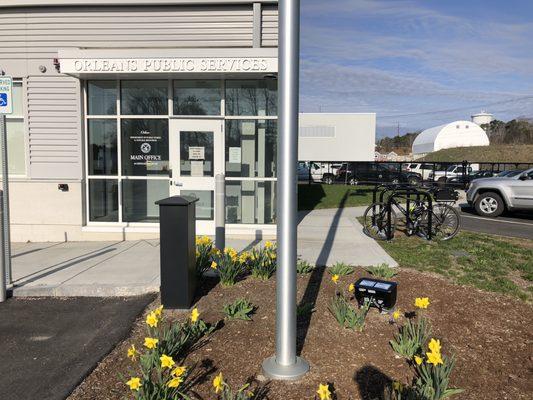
(60, 57, 278, 74)
(0, 76, 13, 115)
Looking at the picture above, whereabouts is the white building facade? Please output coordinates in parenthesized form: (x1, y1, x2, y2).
(412, 120, 490, 157)
(0, 0, 279, 242)
(298, 113, 376, 162)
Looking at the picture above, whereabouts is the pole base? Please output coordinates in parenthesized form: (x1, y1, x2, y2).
(261, 355, 309, 381)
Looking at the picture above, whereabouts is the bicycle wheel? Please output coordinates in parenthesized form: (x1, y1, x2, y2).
(418, 203, 461, 240)
(362, 202, 397, 240)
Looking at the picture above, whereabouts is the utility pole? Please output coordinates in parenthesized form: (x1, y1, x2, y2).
(262, 0, 309, 380)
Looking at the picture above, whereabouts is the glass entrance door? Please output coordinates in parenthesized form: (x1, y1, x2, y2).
(169, 119, 223, 235)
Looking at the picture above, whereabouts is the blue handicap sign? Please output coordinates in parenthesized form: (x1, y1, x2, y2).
(0, 93, 7, 107)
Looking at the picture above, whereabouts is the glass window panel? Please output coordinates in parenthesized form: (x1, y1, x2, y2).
(121, 119, 169, 176)
(88, 81, 117, 115)
(122, 179, 168, 222)
(173, 80, 221, 115)
(225, 79, 277, 116)
(11, 81, 23, 117)
(181, 190, 214, 220)
(225, 120, 277, 178)
(0, 120, 26, 175)
(88, 119, 117, 175)
(180, 131, 214, 177)
(89, 179, 118, 222)
(225, 180, 276, 224)
(121, 80, 168, 115)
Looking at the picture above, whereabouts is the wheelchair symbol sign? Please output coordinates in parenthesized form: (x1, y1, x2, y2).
(0, 76, 13, 114)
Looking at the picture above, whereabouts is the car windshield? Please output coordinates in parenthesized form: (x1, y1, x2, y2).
(506, 170, 525, 177)
(496, 170, 511, 176)
(446, 165, 457, 172)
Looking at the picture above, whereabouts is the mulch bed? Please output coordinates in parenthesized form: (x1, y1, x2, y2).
(68, 268, 533, 400)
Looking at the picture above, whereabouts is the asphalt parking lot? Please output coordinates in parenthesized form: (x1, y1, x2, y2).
(0, 295, 154, 400)
(459, 206, 533, 239)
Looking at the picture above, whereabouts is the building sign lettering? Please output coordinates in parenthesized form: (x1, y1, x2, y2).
(63, 57, 277, 74)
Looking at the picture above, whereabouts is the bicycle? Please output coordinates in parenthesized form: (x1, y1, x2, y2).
(362, 186, 460, 241)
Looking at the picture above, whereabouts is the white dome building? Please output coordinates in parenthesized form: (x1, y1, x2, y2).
(412, 120, 490, 156)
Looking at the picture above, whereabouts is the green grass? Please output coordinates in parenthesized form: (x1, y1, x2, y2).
(298, 184, 374, 210)
(378, 231, 533, 301)
(420, 144, 533, 163)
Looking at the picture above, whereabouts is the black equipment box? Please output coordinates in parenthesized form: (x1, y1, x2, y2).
(354, 277, 397, 311)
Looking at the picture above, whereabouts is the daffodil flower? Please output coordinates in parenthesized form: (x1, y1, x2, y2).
(426, 350, 443, 366)
(146, 311, 159, 328)
(144, 337, 158, 349)
(167, 376, 183, 388)
(414, 355, 423, 365)
(392, 309, 401, 320)
(428, 338, 441, 354)
(348, 283, 355, 292)
(316, 383, 332, 400)
(331, 274, 340, 284)
(171, 366, 187, 378)
(213, 372, 224, 394)
(127, 344, 138, 360)
(126, 377, 141, 391)
(190, 307, 200, 323)
(414, 297, 430, 309)
(160, 354, 175, 369)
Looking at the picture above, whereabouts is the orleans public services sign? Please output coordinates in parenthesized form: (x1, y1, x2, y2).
(60, 57, 278, 74)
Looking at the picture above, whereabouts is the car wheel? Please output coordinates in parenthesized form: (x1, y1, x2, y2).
(349, 177, 358, 186)
(474, 192, 504, 217)
(409, 176, 421, 186)
(323, 175, 333, 185)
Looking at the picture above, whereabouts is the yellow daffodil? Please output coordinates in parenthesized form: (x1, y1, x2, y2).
(167, 376, 183, 388)
(190, 307, 200, 323)
(316, 383, 332, 400)
(414, 297, 430, 309)
(154, 305, 164, 318)
(428, 338, 441, 354)
(392, 380, 403, 393)
(331, 274, 340, 284)
(213, 372, 224, 394)
(426, 350, 443, 366)
(211, 261, 218, 270)
(171, 366, 187, 378)
(126, 377, 141, 391)
(414, 355, 423, 365)
(392, 309, 401, 320)
(143, 337, 158, 349)
(160, 354, 175, 369)
(348, 283, 355, 292)
(265, 241, 274, 249)
(127, 344, 138, 360)
(246, 390, 255, 398)
(146, 311, 159, 328)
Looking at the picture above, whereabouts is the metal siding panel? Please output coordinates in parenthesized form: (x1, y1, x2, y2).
(0, 5, 255, 60)
(27, 75, 82, 179)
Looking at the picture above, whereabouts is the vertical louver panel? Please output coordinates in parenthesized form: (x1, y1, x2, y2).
(261, 5, 278, 47)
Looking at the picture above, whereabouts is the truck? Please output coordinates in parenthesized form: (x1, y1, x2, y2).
(428, 164, 479, 183)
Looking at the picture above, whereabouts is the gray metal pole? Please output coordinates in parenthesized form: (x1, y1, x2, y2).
(0, 190, 5, 302)
(0, 115, 11, 285)
(262, 0, 309, 380)
(215, 174, 225, 250)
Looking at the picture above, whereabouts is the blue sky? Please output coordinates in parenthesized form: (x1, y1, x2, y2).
(300, 0, 533, 137)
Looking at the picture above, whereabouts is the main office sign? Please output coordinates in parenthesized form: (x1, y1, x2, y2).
(61, 57, 278, 74)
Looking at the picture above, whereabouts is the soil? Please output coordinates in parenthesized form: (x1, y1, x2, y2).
(68, 268, 533, 400)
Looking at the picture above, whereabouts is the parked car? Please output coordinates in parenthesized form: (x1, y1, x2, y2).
(495, 169, 525, 178)
(335, 162, 422, 185)
(466, 168, 533, 217)
(297, 162, 341, 183)
(447, 170, 495, 187)
(404, 162, 441, 181)
(428, 164, 480, 182)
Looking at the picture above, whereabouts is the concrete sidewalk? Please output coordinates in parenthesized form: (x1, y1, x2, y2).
(11, 206, 396, 297)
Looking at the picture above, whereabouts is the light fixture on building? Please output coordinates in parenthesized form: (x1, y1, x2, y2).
(263, 73, 277, 80)
(354, 277, 397, 312)
(58, 184, 69, 192)
(39, 65, 47, 73)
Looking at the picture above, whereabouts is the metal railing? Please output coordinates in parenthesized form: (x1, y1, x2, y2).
(299, 160, 533, 189)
